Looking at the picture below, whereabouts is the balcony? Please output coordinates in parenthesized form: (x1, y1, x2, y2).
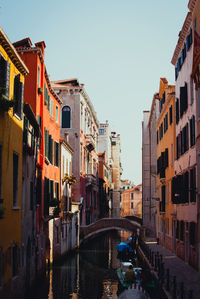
(86, 134, 95, 152)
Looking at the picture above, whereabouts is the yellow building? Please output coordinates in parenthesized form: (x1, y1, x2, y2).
(156, 78, 176, 251)
(0, 27, 28, 297)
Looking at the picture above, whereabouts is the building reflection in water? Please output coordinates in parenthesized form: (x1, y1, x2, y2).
(44, 231, 130, 299)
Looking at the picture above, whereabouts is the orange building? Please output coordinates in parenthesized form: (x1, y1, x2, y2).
(156, 78, 176, 251)
(121, 184, 142, 218)
(98, 152, 110, 218)
(13, 38, 62, 270)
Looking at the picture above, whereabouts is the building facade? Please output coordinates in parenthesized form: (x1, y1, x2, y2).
(52, 79, 99, 225)
(171, 11, 198, 268)
(0, 27, 29, 298)
(156, 79, 176, 251)
(188, 0, 200, 270)
(111, 132, 122, 218)
(121, 184, 142, 218)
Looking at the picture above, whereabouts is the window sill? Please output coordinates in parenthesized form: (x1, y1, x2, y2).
(12, 206, 20, 210)
(12, 275, 19, 281)
(14, 113, 22, 121)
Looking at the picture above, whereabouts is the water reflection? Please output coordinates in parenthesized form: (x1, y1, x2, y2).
(28, 231, 132, 299)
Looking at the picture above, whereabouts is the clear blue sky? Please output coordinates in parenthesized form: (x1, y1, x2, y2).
(1, 0, 189, 185)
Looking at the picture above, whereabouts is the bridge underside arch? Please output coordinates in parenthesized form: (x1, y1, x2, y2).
(80, 225, 139, 245)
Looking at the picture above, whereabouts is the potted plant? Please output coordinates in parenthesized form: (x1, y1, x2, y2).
(0, 88, 15, 112)
(53, 206, 61, 217)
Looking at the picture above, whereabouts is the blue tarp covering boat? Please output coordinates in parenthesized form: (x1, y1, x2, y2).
(117, 242, 133, 253)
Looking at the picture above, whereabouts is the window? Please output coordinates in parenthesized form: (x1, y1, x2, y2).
(171, 144, 173, 166)
(37, 115, 42, 149)
(44, 129, 53, 163)
(62, 106, 71, 128)
(56, 105, 59, 123)
(190, 115, 195, 147)
(38, 65, 40, 86)
(189, 222, 196, 246)
(55, 182, 59, 201)
(99, 129, 104, 134)
(180, 221, 184, 241)
(198, 88, 200, 119)
(0, 144, 2, 198)
(30, 181, 33, 210)
(160, 185, 165, 212)
(54, 141, 60, 167)
(12, 244, 19, 277)
(44, 84, 50, 109)
(186, 28, 193, 51)
(112, 141, 116, 146)
(131, 202, 133, 209)
(164, 113, 168, 133)
(180, 83, 188, 117)
(176, 220, 179, 239)
(176, 98, 180, 124)
(169, 105, 173, 124)
(13, 74, 24, 119)
(13, 152, 19, 207)
(49, 180, 54, 201)
(190, 76, 194, 105)
(194, 18, 197, 31)
(0, 247, 2, 287)
(131, 193, 134, 200)
(50, 98, 53, 117)
(0, 55, 10, 99)
(190, 168, 196, 202)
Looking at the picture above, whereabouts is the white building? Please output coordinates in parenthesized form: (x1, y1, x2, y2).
(111, 132, 122, 218)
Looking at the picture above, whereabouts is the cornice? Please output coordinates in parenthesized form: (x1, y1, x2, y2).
(0, 26, 29, 76)
(44, 69, 62, 104)
(16, 47, 44, 64)
(171, 12, 192, 65)
(188, 0, 197, 12)
(148, 93, 159, 128)
(52, 82, 99, 127)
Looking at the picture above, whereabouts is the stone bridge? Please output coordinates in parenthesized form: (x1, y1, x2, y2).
(80, 217, 142, 245)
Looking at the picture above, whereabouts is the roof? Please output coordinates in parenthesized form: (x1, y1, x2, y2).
(171, 12, 192, 65)
(0, 26, 29, 75)
(44, 68, 62, 104)
(13, 37, 32, 48)
(188, 0, 197, 12)
(52, 78, 81, 87)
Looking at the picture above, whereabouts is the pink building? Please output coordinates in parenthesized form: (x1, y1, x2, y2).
(52, 79, 99, 225)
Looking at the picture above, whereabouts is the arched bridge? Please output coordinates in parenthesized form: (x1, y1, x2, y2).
(80, 217, 142, 244)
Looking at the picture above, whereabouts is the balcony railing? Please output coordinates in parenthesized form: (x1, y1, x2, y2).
(86, 134, 95, 152)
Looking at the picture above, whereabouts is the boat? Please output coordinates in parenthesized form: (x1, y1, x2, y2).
(116, 262, 150, 298)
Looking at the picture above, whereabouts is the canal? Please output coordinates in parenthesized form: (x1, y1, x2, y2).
(26, 230, 164, 299)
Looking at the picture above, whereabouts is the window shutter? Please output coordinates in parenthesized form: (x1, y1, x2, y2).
(14, 75, 20, 116)
(180, 86, 184, 117)
(176, 99, 179, 124)
(19, 82, 24, 118)
(46, 130, 49, 159)
(0, 56, 10, 98)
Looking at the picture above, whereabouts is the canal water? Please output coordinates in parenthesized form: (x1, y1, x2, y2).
(27, 231, 162, 299)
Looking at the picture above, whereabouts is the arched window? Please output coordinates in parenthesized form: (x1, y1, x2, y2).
(62, 106, 71, 128)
